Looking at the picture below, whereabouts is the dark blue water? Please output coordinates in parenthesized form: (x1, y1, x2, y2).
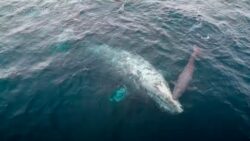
(0, 0, 250, 140)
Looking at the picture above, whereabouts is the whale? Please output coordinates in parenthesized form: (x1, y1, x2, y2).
(173, 47, 201, 100)
(88, 44, 183, 114)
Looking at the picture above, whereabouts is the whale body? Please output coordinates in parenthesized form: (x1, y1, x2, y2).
(89, 44, 183, 114)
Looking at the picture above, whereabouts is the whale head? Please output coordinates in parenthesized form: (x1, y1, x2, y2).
(149, 81, 183, 114)
(157, 92, 183, 114)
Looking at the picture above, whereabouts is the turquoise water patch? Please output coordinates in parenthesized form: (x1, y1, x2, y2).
(109, 86, 127, 102)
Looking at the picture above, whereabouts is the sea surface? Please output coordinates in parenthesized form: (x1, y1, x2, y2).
(0, 0, 250, 141)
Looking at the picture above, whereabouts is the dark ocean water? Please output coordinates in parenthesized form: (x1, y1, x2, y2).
(0, 0, 250, 140)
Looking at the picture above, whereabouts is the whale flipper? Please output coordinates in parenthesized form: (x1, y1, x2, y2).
(173, 47, 201, 100)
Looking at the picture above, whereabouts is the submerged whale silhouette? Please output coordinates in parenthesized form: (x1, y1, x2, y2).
(89, 44, 183, 114)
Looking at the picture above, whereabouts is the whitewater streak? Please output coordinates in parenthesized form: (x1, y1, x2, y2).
(89, 44, 183, 114)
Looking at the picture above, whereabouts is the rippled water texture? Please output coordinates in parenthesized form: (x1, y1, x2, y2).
(0, 0, 250, 140)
